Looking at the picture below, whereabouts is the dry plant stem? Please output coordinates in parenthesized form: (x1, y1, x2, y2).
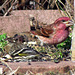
(36, 0, 40, 9)
(16, 1, 25, 9)
(34, 0, 44, 10)
(4, 5, 12, 16)
(0, 0, 8, 10)
(58, 0, 74, 22)
(0, 0, 17, 16)
(0, 0, 14, 10)
(36, 0, 44, 10)
(56, 0, 69, 17)
(41, 0, 45, 4)
(4, 0, 17, 16)
(55, 1, 65, 17)
(47, 0, 55, 9)
(66, 0, 74, 9)
(26, 5, 32, 10)
(4, 0, 12, 7)
(51, 0, 56, 8)
(47, 0, 50, 9)
(8, 66, 20, 75)
(42, 0, 47, 6)
(0, 60, 12, 71)
(25, 70, 34, 74)
(38, 0, 44, 9)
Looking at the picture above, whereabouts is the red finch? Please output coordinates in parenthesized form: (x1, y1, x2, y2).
(31, 17, 73, 45)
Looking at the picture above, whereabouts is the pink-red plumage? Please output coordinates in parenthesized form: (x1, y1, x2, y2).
(31, 17, 72, 45)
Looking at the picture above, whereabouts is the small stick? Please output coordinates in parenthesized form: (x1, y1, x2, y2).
(4, 0, 18, 16)
(8, 66, 20, 75)
(0, 60, 12, 71)
(55, 0, 65, 17)
(58, 0, 74, 22)
(42, 0, 47, 6)
(66, 0, 74, 9)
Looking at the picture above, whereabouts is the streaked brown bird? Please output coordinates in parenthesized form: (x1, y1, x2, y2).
(31, 17, 73, 45)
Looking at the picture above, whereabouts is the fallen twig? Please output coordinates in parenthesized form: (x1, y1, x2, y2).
(58, 0, 74, 22)
(55, 0, 65, 17)
(7, 66, 20, 75)
(0, 59, 12, 71)
(4, 0, 18, 16)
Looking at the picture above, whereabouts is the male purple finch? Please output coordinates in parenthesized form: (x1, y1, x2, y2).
(31, 17, 73, 45)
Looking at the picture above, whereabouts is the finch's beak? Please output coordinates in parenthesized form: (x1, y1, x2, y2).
(63, 20, 74, 27)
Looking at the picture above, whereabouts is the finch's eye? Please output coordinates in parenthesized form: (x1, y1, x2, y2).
(62, 20, 65, 22)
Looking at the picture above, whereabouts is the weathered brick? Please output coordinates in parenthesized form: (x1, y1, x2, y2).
(0, 10, 63, 36)
(0, 61, 75, 74)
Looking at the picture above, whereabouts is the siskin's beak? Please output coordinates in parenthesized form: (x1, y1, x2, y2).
(63, 20, 74, 27)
